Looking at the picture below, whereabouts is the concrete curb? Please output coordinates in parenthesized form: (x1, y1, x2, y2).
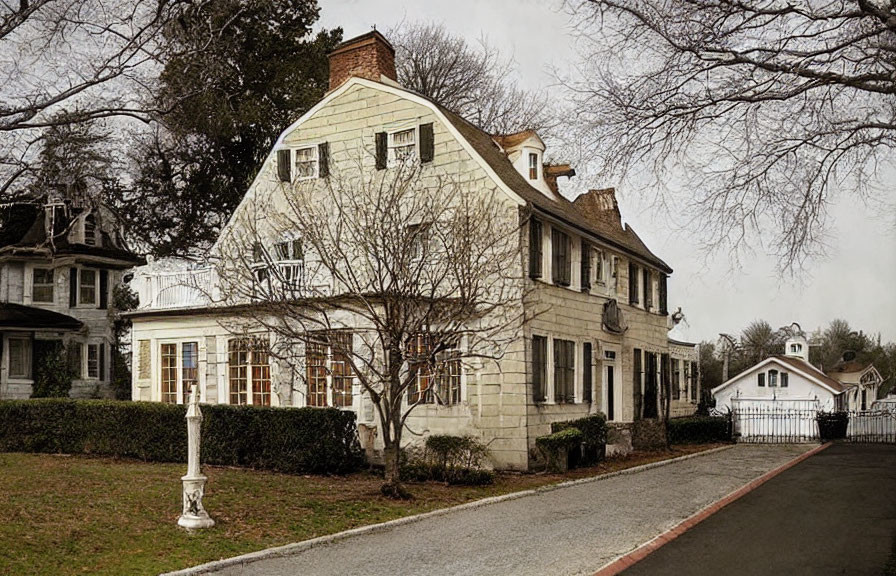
(591, 442, 833, 576)
(161, 444, 734, 576)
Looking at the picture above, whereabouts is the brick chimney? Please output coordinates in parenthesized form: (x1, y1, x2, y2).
(573, 188, 623, 229)
(328, 30, 397, 91)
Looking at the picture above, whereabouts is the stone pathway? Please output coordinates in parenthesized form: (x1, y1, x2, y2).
(177, 444, 815, 576)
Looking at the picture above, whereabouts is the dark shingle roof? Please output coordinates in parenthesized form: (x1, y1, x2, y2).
(435, 106, 672, 273)
(0, 303, 83, 331)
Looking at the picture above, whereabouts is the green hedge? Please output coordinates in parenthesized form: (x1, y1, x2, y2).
(400, 435, 494, 485)
(666, 415, 732, 444)
(0, 399, 362, 474)
(552, 413, 608, 465)
(816, 411, 849, 441)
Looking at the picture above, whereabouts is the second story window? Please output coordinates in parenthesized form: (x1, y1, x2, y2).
(551, 228, 571, 286)
(628, 261, 639, 304)
(528, 218, 543, 279)
(528, 153, 538, 180)
(32, 268, 54, 303)
(79, 269, 97, 305)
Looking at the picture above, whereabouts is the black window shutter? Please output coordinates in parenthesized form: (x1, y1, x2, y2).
(528, 218, 542, 279)
(644, 268, 652, 309)
(583, 342, 592, 403)
(99, 269, 109, 309)
(581, 241, 591, 291)
(532, 335, 546, 402)
(628, 262, 638, 304)
(375, 132, 387, 170)
(99, 343, 105, 382)
(659, 274, 668, 315)
(318, 142, 330, 178)
(633, 347, 642, 419)
(277, 149, 291, 182)
(419, 123, 434, 163)
(69, 268, 78, 308)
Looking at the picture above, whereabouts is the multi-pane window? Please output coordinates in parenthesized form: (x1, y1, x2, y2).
(182, 342, 198, 402)
(8, 338, 30, 379)
(532, 335, 547, 402)
(528, 153, 538, 180)
(758, 372, 766, 387)
(79, 269, 97, 305)
(305, 332, 354, 408)
(406, 334, 460, 405)
(551, 228, 571, 286)
(407, 222, 431, 261)
(768, 369, 778, 387)
(306, 339, 328, 407)
(553, 339, 575, 403)
(161, 343, 178, 403)
(780, 372, 789, 388)
(273, 239, 304, 288)
(294, 146, 318, 179)
(87, 344, 100, 379)
(83, 214, 97, 246)
(228, 338, 270, 406)
(252, 344, 271, 406)
(32, 268, 54, 303)
(389, 128, 416, 162)
(672, 359, 682, 400)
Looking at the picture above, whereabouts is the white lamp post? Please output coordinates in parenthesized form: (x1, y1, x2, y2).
(178, 384, 214, 529)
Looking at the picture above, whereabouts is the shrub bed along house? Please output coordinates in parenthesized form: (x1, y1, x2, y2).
(816, 411, 849, 441)
(400, 435, 494, 485)
(666, 415, 732, 445)
(0, 399, 363, 474)
(551, 413, 609, 466)
(535, 428, 583, 473)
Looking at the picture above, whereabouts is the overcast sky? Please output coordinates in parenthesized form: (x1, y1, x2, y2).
(317, 0, 896, 344)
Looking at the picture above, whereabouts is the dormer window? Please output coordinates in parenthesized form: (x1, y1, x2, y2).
(84, 214, 97, 246)
(528, 153, 538, 180)
(790, 343, 802, 354)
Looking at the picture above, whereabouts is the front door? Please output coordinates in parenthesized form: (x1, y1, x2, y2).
(602, 347, 618, 421)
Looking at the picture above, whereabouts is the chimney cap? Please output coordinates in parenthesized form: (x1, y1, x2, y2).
(329, 30, 395, 57)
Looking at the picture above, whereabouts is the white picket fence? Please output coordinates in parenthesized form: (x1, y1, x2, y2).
(725, 403, 896, 444)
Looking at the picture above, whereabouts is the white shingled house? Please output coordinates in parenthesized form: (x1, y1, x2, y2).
(127, 31, 698, 470)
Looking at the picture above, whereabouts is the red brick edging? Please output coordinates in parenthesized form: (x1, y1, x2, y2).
(592, 442, 833, 576)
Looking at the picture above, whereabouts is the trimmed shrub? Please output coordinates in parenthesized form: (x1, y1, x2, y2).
(552, 413, 608, 465)
(536, 428, 583, 473)
(0, 399, 362, 474)
(666, 415, 732, 445)
(816, 411, 849, 441)
(400, 435, 494, 485)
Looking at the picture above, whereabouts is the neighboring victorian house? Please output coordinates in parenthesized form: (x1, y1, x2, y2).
(0, 197, 142, 399)
(127, 31, 698, 470)
(827, 357, 882, 411)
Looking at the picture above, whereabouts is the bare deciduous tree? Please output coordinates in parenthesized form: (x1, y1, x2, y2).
(564, 0, 896, 269)
(214, 161, 527, 497)
(0, 0, 183, 196)
(391, 22, 558, 137)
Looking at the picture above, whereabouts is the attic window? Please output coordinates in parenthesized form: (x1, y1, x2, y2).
(84, 214, 97, 246)
(389, 128, 416, 164)
(790, 343, 802, 353)
(528, 153, 538, 180)
(294, 147, 318, 180)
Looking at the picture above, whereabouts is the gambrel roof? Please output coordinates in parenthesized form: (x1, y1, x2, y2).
(228, 77, 671, 274)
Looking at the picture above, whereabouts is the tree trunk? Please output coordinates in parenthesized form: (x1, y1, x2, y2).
(380, 441, 410, 499)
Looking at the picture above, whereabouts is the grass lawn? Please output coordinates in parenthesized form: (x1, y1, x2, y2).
(0, 444, 722, 575)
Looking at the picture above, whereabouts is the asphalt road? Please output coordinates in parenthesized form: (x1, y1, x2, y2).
(622, 443, 896, 576)
(200, 445, 812, 576)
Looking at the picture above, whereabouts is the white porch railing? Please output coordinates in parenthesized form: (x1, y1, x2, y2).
(134, 267, 216, 310)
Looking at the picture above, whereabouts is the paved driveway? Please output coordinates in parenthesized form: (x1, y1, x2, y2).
(193, 445, 812, 576)
(622, 443, 896, 576)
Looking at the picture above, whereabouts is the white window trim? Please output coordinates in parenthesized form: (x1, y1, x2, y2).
(77, 267, 100, 307)
(387, 126, 418, 167)
(7, 337, 32, 381)
(158, 340, 201, 403)
(86, 342, 101, 380)
(601, 343, 620, 420)
(31, 266, 55, 304)
(293, 145, 319, 181)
